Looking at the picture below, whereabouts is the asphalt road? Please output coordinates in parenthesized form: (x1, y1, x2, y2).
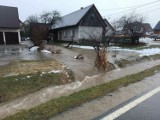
(116, 92, 160, 120)
(95, 86, 160, 120)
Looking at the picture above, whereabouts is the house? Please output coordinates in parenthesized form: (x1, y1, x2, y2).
(154, 21, 160, 34)
(51, 4, 107, 42)
(0, 5, 21, 45)
(142, 23, 153, 36)
(111, 22, 144, 45)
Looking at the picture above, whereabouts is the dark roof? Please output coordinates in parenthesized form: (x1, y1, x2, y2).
(53, 4, 106, 29)
(142, 23, 153, 32)
(54, 4, 93, 29)
(0, 5, 19, 28)
(154, 21, 160, 30)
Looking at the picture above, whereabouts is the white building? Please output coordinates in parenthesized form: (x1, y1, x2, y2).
(51, 4, 112, 42)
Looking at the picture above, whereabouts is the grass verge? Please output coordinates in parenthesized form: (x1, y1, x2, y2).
(116, 54, 160, 68)
(136, 45, 160, 50)
(117, 42, 147, 49)
(3, 64, 160, 120)
(0, 70, 75, 103)
(0, 60, 63, 77)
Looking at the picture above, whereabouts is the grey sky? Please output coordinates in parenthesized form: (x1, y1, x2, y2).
(0, 0, 160, 27)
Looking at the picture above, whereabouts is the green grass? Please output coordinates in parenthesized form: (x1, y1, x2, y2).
(115, 59, 131, 68)
(136, 45, 160, 50)
(116, 42, 147, 49)
(116, 43, 160, 50)
(0, 72, 75, 104)
(3, 64, 160, 120)
(116, 54, 160, 68)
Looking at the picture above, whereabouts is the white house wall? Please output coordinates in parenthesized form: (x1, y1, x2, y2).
(0, 29, 21, 44)
(58, 27, 78, 42)
(78, 26, 103, 40)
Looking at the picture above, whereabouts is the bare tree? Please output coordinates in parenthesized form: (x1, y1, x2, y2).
(23, 11, 61, 50)
(30, 23, 48, 48)
(114, 12, 145, 30)
(40, 10, 62, 29)
(79, 30, 108, 72)
(26, 15, 40, 23)
(113, 12, 146, 44)
(22, 14, 40, 38)
(40, 11, 51, 24)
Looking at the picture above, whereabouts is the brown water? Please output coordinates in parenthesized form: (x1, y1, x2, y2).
(0, 44, 99, 80)
(1, 41, 160, 119)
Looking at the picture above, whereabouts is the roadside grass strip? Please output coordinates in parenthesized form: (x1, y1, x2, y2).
(116, 54, 160, 68)
(3, 65, 160, 120)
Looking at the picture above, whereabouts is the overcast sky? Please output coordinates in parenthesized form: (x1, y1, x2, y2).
(1, 0, 160, 27)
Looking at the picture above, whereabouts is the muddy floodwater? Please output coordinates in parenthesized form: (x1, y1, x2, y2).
(1, 40, 160, 119)
(1, 58, 160, 119)
(0, 42, 99, 80)
(0, 47, 49, 63)
(0, 40, 140, 80)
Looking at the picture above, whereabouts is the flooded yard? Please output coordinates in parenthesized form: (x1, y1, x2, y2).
(1, 38, 160, 119)
(1, 38, 160, 79)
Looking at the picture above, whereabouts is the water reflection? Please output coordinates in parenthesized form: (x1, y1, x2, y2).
(0, 47, 52, 64)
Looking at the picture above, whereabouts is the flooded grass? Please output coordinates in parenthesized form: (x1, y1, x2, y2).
(0, 60, 63, 77)
(0, 60, 75, 103)
(3, 64, 160, 120)
(116, 54, 160, 68)
(149, 54, 160, 60)
(0, 71, 75, 104)
(137, 45, 160, 50)
(117, 42, 147, 50)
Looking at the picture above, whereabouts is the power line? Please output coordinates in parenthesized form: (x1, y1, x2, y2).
(142, 6, 160, 14)
(101, 0, 160, 16)
(100, 0, 160, 11)
(99, 5, 142, 11)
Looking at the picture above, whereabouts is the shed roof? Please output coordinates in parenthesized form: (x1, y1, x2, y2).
(154, 21, 160, 30)
(0, 5, 19, 28)
(53, 4, 94, 29)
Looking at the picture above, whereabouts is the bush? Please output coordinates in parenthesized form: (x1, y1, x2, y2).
(95, 48, 107, 72)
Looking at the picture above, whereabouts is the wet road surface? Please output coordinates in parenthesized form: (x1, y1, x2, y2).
(116, 91, 160, 120)
(95, 86, 160, 120)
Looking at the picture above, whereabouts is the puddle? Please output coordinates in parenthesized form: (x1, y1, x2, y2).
(0, 47, 52, 65)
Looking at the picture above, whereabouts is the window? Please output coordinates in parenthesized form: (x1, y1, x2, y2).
(71, 30, 74, 37)
(63, 31, 66, 37)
